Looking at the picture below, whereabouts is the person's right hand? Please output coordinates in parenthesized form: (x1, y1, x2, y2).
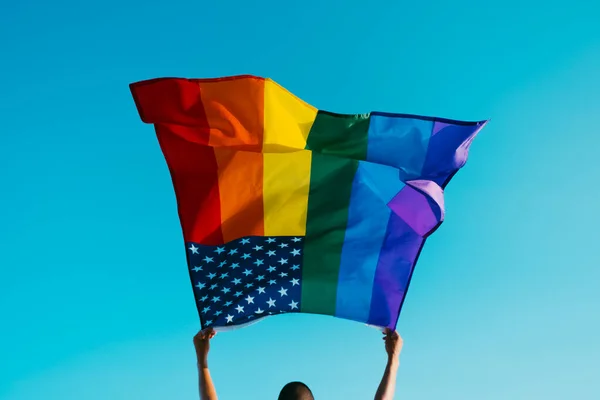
(382, 328, 403, 361)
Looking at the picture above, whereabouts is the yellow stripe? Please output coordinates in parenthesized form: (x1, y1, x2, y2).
(263, 150, 312, 236)
(263, 79, 318, 152)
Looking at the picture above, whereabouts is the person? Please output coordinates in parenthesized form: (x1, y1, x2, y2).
(193, 326, 403, 400)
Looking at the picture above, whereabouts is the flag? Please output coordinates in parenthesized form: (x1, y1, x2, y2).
(130, 75, 487, 330)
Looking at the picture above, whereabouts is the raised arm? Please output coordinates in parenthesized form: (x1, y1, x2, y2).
(193, 328, 218, 400)
(374, 328, 403, 400)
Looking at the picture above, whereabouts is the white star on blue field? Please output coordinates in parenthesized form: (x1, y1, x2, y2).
(187, 236, 304, 328)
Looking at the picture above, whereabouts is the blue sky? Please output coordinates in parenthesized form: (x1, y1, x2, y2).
(1, 0, 599, 399)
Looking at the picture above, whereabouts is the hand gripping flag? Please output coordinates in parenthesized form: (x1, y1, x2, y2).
(130, 75, 487, 331)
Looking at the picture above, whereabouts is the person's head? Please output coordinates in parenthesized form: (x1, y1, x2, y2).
(277, 381, 314, 400)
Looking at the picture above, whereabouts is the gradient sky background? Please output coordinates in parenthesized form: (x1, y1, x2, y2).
(2, 0, 600, 399)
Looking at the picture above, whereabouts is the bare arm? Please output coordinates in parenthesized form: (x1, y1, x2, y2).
(374, 328, 403, 400)
(194, 329, 218, 400)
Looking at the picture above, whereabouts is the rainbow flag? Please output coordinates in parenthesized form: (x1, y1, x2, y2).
(130, 75, 487, 330)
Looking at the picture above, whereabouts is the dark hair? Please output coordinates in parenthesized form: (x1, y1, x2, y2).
(278, 381, 314, 400)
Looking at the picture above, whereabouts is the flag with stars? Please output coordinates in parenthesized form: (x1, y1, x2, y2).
(131, 75, 487, 330)
(188, 237, 303, 328)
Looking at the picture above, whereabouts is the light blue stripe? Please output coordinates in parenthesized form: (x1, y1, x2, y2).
(357, 159, 406, 204)
(366, 115, 434, 181)
(335, 161, 404, 323)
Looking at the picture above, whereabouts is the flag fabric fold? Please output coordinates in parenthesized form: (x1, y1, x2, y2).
(130, 75, 487, 330)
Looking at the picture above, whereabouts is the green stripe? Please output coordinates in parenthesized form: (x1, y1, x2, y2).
(301, 111, 370, 315)
(305, 111, 370, 160)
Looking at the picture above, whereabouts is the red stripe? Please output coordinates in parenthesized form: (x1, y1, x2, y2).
(131, 79, 224, 245)
(130, 78, 211, 128)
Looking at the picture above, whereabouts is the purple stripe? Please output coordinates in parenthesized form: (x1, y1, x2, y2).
(387, 183, 443, 237)
(422, 121, 488, 187)
(432, 121, 451, 136)
(367, 213, 424, 328)
(367, 183, 444, 328)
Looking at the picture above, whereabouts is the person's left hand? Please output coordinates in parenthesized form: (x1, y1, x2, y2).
(194, 328, 216, 367)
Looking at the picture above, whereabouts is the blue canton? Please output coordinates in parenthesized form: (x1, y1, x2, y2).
(186, 236, 304, 329)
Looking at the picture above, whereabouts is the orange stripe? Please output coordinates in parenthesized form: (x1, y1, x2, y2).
(214, 148, 264, 242)
(198, 76, 264, 152)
